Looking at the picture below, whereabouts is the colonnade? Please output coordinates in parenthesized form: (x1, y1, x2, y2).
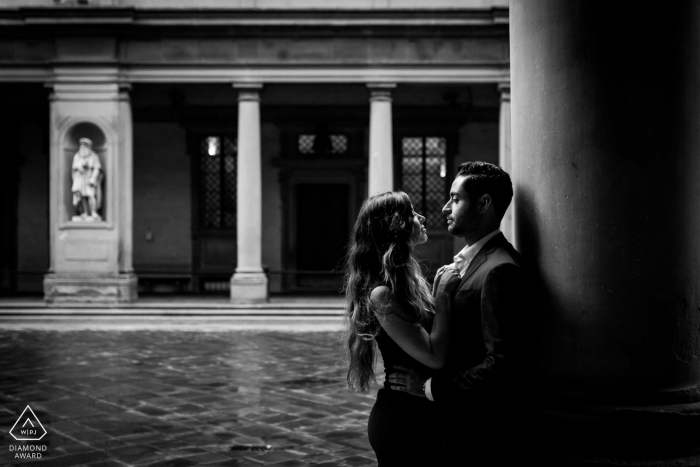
(231, 83, 401, 302)
(44, 80, 513, 304)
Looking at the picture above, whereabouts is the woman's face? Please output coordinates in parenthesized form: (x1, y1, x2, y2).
(409, 208, 428, 245)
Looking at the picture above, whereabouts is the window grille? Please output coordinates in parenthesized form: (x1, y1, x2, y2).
(298, 134, 348, 155)
(298, 135, 315, 154)
(401, 136, 447, 230)
(329, 135, 348, 154)
(200, 136, 237, 230)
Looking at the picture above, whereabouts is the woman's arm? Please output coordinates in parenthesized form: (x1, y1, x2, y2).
(370, 268, 460, 370)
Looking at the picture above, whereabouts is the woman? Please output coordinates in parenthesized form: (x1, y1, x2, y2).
(342, 191, 460, 466)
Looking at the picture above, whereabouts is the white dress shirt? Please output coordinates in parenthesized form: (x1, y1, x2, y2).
(451, 229, 501, 277)
(424, 229, 501, 401)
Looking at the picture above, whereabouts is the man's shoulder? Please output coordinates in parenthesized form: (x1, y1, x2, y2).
(491, 244, 522, 266)
(469, 254, 520, 286)
(483, 236, 522, 267)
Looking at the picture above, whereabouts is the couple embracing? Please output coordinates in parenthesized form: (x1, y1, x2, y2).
(343, 161, 530, 466)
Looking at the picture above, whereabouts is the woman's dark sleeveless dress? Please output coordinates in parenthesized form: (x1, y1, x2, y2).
(368, 312, 445, 466)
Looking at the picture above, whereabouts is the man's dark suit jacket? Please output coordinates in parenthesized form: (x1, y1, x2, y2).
(431, 232, 529, 463)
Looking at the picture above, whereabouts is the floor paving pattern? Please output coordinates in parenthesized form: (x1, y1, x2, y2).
(0, 329, 383, 467)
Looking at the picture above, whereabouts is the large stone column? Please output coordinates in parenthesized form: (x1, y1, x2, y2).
(44, 78, 137, 304)
(230, 84, 268, 303)
(498, 82, 514, 244)
(511, 1, 700, 463)
(367, 84, 396, 196)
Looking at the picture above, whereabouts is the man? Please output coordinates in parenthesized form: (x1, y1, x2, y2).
(388, 161, 529, 465)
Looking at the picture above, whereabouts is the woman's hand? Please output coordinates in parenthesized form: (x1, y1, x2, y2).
(432, 266, 448, 295)
(436, 266, 460, 295)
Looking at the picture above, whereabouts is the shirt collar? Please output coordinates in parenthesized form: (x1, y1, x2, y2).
(453, 229, 501, 277)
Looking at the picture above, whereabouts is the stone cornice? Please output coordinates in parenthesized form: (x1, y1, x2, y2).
(0, 7, 507, 27)
(129, 64, 511, 84)
(0, 64, 509, 84)
(0, 7, 135, 26)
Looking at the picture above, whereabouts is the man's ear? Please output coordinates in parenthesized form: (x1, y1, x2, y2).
(479, 194, 492, 213)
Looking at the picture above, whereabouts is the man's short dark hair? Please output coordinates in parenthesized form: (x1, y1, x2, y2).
(456, 161, 513, 220)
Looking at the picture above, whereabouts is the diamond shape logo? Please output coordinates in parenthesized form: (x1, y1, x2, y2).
(9, 406, 47, 441)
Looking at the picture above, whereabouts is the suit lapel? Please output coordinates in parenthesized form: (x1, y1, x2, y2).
(457, 233, 505, 289)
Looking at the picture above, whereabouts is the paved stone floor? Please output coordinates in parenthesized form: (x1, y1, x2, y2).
(0, 329, 383, 467)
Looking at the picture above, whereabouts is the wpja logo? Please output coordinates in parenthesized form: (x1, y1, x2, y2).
(8, 406, 48, 460)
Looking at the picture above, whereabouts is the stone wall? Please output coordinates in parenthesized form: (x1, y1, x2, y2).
(261, 122, 283, 293)
(133, 123, 192, 274)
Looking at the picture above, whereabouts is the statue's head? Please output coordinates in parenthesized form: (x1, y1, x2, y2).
(78, 138, 94, 156)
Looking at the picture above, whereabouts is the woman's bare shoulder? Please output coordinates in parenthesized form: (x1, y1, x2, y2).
(369, 285, 417, 322)
(369, 285, 394, 305)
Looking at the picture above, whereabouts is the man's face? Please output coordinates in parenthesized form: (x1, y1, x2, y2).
(442, 175, 479, 238)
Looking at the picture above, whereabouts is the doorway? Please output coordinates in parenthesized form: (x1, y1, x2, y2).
(294, 183, 349, 290)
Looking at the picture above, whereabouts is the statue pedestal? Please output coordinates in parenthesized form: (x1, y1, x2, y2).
(44, 273, 137, 305)
(230, 271, 268, 303)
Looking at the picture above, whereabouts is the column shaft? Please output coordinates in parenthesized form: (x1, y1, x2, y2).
(511, 0, 700, 461)
(367, 84, 395, 196)
(230, 84, 268, 303)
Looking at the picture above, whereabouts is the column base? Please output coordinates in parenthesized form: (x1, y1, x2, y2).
(44, 273, 138, 305)
(527, 386, 700, 465)
(230, 271, 268, 303)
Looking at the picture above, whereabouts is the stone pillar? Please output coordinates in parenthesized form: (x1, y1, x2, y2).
(511, 1, 700, 463)
(230, 84, 268, 303)
(367, 84, 396, 196)
(44, 79, 137, 304)
(497, 82, 514, 245)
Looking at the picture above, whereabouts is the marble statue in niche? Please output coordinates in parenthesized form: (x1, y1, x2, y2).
(71, 137, 103, 221)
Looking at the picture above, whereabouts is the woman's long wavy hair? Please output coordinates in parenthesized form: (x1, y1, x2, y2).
(342, 191, 435, 392)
